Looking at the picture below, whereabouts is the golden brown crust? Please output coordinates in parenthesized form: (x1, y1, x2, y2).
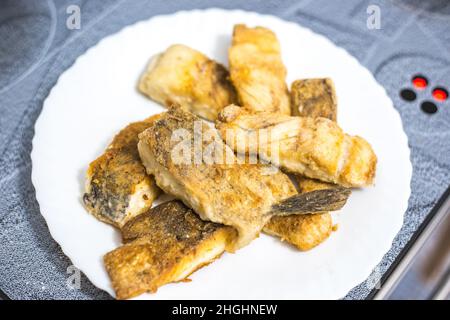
(264, 213, 333, 251)
(83, 115, 162, 228)
(290, 78, 338, 121)
(216, 105, 377, 187)
(121, 200, 234, 244)
(264, 176, 338, 251)
(138, 107, 298, 251)
(229, 25, 290, 115)
(138, 44, 237, 121)
(104, 201, 235, 299)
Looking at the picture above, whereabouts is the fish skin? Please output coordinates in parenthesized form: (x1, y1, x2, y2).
(291, 78, 338, 121)
(270, 187, 351, 215)
(83, 115, 161, 228)
(105, 200, 235, 299)
(264, 177, 343, 251)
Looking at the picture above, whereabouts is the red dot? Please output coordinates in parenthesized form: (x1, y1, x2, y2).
(412, 75, 428, 90)
(432, 87, 448, 102)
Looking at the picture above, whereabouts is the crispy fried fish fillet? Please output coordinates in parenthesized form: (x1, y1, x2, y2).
(83, 116, 161, 228)
(264, 177, 335, 250)
(290, 78, 337, 121)
(264, 79, 340, 250)
(104, 200, 235, 299)
(216, 105, 377, 187)
(229, 24, 290, 115)
(138, 44, 237, 121)
(138, 108, 349, 251)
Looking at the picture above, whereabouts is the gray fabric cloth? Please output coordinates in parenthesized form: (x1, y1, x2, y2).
(1, 0, 449, 300)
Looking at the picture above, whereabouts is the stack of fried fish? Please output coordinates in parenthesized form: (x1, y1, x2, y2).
(83, 24, 377, 299)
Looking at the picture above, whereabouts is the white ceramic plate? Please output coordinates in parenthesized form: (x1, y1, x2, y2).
(32, 9, 411, 299)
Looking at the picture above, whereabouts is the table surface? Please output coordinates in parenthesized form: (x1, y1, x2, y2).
(1, 0, 450, 300)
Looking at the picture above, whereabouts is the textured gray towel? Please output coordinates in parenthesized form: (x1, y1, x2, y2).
(1, 0, 449, 299)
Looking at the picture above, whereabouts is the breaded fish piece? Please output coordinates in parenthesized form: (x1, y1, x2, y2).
(216, 105, 377, 187)
(104, 200, 235, 299)
(290, 78, 337, 121)
(83, 116, 161, 228)
(229, 24, 290, 115)
(138, 44, 237, 121)
(138, 108, 349, 251)
(264, 177, 335, 250)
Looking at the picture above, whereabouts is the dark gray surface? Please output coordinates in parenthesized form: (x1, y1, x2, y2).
(0, 0, 449, 300)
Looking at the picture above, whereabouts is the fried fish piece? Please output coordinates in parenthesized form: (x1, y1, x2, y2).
(290, 78, 338, 121)
(83, 116, 161, 228)
(229, 24, 290, 115)
(138, 44, 237, 121)
(216, 105, 377, 187)
(264, 212, 333, 251)
(264, 177, 336, 250)
(104, 200, 235, 299)
(137, 107, 349, 251)
(264, 81, 340, 250)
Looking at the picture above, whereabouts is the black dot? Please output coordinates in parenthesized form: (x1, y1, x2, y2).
(421, 101, 438, 114)
(400, 88, 417, 101)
